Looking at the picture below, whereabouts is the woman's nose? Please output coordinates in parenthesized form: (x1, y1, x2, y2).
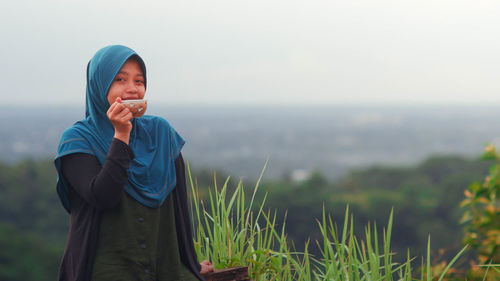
(126, 81, 138, 93)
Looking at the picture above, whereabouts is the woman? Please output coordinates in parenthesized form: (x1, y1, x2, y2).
(54, 45, 213, 281)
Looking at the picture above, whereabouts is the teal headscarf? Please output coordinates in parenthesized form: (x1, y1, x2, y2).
(55, 45, 185, 212)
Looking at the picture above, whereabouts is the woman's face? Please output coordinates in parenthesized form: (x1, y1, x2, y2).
(107, 59, 146, 105)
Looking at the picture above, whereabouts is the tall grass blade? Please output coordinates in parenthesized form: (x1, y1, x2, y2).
(426, 236, 431, 281)
(436, 245, 467, 281)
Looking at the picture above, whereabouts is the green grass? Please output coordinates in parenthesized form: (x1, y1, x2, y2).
(186, 163, 475, 280)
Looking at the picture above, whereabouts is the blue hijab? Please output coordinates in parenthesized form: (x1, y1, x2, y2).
(55, 45, 185, 212)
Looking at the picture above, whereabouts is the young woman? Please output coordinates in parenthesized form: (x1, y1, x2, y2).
(54, 45, 213, 281)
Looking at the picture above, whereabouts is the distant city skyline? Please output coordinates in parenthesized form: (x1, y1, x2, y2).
(2, 0, 500, 106)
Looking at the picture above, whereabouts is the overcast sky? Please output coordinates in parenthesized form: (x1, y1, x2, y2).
(2, 0, 500, 106)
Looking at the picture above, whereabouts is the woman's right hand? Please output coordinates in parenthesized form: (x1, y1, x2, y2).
(107, 97, 133, 144)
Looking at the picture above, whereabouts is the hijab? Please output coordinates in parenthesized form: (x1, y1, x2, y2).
(54, 45, 185, 212)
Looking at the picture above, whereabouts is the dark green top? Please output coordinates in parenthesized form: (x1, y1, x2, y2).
(91, 191, 199, 281)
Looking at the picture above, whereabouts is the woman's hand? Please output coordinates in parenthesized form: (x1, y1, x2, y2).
(107, 97, 133, 144)
(200, 260, 214, 274)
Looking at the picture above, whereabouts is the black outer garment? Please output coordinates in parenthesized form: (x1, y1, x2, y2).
(57, 138, 204, 281)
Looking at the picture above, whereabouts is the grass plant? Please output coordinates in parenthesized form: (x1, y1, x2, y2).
(186, 163, 480, 280)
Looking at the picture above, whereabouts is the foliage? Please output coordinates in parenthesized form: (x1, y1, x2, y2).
(0, 155, 495, 280)
(188, 161, 292, 279)
(188, 163, 472, 280)
(461, 144, 500, 279)
(0, 222, 60, 281)
(0, 159, 68, 244)
(259, 156, 492, 261)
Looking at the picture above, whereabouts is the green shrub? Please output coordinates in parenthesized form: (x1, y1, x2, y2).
(461, 144, 500, 279)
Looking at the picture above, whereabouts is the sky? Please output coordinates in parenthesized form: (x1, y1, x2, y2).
(2, 0, 500, 106)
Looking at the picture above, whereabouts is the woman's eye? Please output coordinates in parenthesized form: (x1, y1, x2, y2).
(115, 78, 124, 82)
(136, 80, 145, 84)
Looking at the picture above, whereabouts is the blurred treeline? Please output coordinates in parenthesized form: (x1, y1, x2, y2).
(258, 155, 492, 262)
(0, 155, 491, 280)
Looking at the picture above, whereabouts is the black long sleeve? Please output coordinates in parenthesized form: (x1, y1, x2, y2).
(57, 139, 134, 281)
(60, 138, 134, 210)
(173, 154, 204, 280)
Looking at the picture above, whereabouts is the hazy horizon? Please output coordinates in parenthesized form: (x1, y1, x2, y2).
(3, 104, 500, 180)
